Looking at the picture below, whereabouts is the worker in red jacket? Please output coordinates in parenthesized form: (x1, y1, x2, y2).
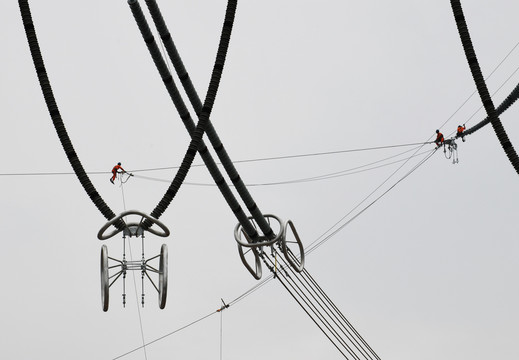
(434, 130, 444, 148)
(456, 124, 466, 142)
(110, 162, 125, 184)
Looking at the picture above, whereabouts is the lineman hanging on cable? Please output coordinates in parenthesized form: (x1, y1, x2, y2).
(434, 129, 445, 148)
(456, 124, 466, 142)
(110, 162, 132, 184)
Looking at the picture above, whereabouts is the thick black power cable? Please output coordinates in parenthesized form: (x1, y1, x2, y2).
(450, 0, 519, 175)
(128, 0, 261, 239)
(127, 0, 240, 231)
(447, 72, 519, 139)
(460, 41, 519, 136)
(143, 0, 276, 240)
(18, 2, 514, 357)
(464, 81, 519, 136)
(17, 0, 124, 230)
(421, 39, 519, 140)
(20, 0, 246, 233)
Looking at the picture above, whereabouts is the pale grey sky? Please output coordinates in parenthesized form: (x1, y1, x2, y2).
(1, 1, 518, 359)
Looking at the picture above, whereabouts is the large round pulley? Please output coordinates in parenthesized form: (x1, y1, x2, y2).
(100, 245, 109, 312)
(237, 242, 262, 280)
(234, 214, 284, 248)
(281, 220, 305, 273)
(158, 244, 168, 309)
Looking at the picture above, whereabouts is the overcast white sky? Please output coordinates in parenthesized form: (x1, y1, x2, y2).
(1, 1, 518, 359)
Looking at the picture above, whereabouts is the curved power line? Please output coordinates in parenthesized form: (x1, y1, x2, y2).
(448, 62, 519, 140)
(18, 0, 123, 229)
(142, 0, 276, 240)
(462, 41, 519, 135)
(433, 39, 519, 139)
(128, 0, 264, 239)
(464, 80, 519, 136)
(127, 0, 240, 230)
(446, 72, 519, 140)
(450, 0, 519, 174)
(20, 0, 242, 231)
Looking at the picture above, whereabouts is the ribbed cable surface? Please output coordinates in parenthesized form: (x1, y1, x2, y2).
(128, 0, 239, 227)
(128, 0, 258, 238)
(465, 81, 519, 136)
(451, 0, 519, 174)
(18, 0, 124, 229)
(144, 0, 275, 239)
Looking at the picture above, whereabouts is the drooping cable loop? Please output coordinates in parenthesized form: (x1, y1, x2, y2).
(129, 147, 434, 187)
(143, 0, 276, 240)
(126, 0, 241, 231)
(18, 0, 124, 230)
(20, 0, 244, 233)
(450, 0, 519, 174)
